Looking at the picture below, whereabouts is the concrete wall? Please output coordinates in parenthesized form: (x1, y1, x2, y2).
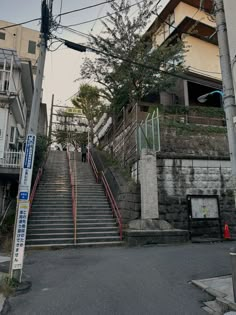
(153, 1, 215, 46)
(174, 2, 215, 28)
(183, 35, 221, 80)
(0, 20, 40, 65)
(157, 158, 236, 236)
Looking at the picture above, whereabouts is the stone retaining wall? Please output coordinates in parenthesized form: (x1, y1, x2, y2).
(157, 158, 236, 236)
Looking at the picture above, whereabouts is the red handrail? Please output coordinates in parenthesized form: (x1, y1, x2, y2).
(29, 149, 49, 215)
(67, 149, 77, 244)
(29, 168, 42, 215)
(87, 151, 99, 183)
(88, 151, 122, 240)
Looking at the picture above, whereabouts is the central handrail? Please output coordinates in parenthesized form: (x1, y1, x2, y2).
(67, 148, 77, 245)
(88, 151, 122, 240)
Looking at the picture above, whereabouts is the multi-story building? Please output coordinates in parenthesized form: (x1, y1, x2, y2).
(146, 0, 221, 107)
(0, 48, 34, 214)
(0, 20, 40, 74)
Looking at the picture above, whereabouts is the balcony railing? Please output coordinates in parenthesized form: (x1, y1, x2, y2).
(0, 151, 23, 168)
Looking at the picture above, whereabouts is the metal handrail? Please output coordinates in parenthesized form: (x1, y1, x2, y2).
(67, 148, 77, 244)
(29, 149, 49, 215)
(29, 167, 42, 216)
(88, 151, 122, 240)
(101, 171, 122, 240)
(88, 152, 99, 183)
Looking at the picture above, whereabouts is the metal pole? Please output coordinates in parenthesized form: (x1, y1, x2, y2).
(230, 247, 236, 302)
(48, 94, 54, 143)
(215, 0, 236, 205)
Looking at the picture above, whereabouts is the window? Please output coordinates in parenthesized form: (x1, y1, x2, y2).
(168, 13, 175, 34)
(28, 40, 36, 54)
(0, 32, 5, 40)
(9, 127, 16, 144)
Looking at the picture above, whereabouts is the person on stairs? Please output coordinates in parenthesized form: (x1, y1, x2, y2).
(81, 144, 87, 163)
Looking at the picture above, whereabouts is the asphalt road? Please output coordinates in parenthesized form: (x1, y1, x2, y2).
(7, 242, 235, 315)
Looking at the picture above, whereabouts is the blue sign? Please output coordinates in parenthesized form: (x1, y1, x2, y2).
(24, 135, 36, 169)
(19, 192, 28, 200)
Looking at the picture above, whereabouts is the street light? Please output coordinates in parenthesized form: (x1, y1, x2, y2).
(197, 90, 224, 104)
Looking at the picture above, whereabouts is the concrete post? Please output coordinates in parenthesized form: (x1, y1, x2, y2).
(139, 149, 159, 219)
(230, 247, 236, 302)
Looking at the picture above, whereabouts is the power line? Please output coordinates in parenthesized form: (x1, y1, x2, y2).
(58, 0, 63, 24)
(57, 37, 190, 82)
(0, 0, 115, 31)
(57, 0, 115, 18)
(61, 0, 145, 28)
(0, 18, 41, 31)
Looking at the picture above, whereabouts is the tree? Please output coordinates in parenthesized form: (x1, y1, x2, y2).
(81, 0, 186, 113)
(71, 84, 105, 142)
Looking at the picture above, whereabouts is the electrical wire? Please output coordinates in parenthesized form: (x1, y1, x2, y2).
(61, 0, 145, 28)
(54, 36, 190, 82)
(0, 0, 115, 31)
(58, 0, 63, 24)
(57, 0, 115, 18)
(0, 18, 41, 31)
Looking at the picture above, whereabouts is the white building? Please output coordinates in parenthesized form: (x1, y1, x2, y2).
(0, 48, 34, 214)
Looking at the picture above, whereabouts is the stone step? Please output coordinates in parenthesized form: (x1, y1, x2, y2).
(77, 236, 120, 243)
(77, 206, 111, 210)
(77, 218, 115, 223)
(26, 238, 74, 245)
(27, 223, 74, 229)
(30, 214, 72, 219)
(27, 233, 74, 240)
(27, 227, 74, 233)
(25, 241, 124, 249)
(28, 219, 74, 224)
(32, 205, 72, 209)
(77, 222, 117, 227)
(33, 201, 72, 205)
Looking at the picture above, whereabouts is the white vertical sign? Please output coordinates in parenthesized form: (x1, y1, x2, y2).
(12, 202, 29, 269)
(11, 134, 36, 277)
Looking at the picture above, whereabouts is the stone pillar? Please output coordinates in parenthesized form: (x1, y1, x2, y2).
(139, 149, 159, 219)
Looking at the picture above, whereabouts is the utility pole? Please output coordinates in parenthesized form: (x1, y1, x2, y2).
(223, 0, 236, 99)
(48, 94, 54, 143)
(214, 0, 236, 205)
(10, 0, 52, 282)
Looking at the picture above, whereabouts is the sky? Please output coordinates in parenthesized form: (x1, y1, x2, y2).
(1, 0, 169, 116)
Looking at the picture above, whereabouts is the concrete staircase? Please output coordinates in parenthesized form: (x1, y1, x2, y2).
(26, 151, 74, 248)
(75, 154, 122, 247)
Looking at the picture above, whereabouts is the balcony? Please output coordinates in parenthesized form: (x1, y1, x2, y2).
(0, 49, 27, 127)
(0, 151, 23, 168)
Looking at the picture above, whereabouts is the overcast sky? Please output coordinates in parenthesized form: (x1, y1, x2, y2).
(1, 0, 169, 115)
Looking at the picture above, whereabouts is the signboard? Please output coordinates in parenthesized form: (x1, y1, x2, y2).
(24, 134, 35, 169)
(19, 192, 29, 200)
(20, 134, 36, 188)
(190, 196, 219, 219)
(65, 108, 83, 115)
(12, 202, 29, 270)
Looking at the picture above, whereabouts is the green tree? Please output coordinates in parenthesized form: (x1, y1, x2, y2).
(81, 0, 185, 113)
(72, 84, 105, 142)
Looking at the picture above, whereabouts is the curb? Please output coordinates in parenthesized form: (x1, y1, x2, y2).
(192, 279, 236, 312)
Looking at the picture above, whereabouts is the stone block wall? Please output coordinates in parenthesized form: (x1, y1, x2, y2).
(91, 149, 141, 225)
(157, 158, 236, 236)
